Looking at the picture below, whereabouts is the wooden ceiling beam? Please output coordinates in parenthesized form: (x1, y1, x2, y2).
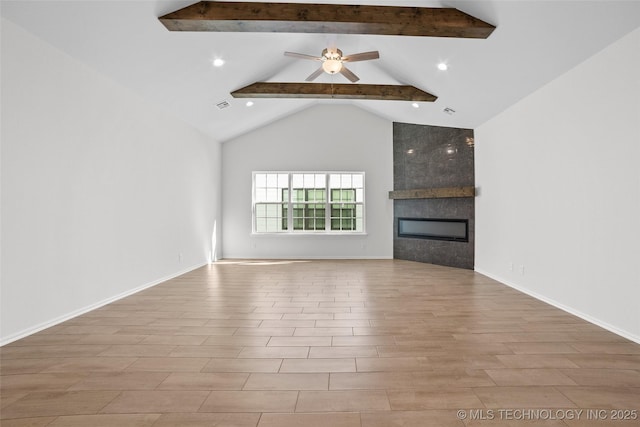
(159, 2, 495, 38)
(231, 82, 437, 102)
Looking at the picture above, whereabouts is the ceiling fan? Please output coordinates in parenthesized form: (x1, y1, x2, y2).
(284, 47, 379, 82)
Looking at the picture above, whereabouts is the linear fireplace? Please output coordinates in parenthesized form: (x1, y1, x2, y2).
(398, 218, 468, 242)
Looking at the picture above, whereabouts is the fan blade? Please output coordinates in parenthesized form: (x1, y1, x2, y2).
(305, 67, 325, 81)
(342, 51, 380, 62)
(340, 66, 360, 82)
(284, 51, 322, 61)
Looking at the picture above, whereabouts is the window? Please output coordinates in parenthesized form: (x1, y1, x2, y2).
(253, 172, 365, 233)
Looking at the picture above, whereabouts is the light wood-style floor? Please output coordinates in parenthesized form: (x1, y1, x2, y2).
(1, 259, 639, 427)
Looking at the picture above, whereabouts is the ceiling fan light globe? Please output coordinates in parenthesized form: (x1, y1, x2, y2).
(322, 59, 343, 74)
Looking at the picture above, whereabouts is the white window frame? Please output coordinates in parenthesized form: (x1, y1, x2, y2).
(252, 171, 366, 235)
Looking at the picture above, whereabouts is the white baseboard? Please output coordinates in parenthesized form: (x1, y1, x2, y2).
(220, 256, 394, 260)
(475, 268, 640, 345)
(0, 262, 208, 346)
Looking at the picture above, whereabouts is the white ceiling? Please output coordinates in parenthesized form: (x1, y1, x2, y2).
(2, 0, 639, 142)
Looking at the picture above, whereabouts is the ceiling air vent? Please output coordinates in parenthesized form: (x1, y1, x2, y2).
(216, 100, 230, 110)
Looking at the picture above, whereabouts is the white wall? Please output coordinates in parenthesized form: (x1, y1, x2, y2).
(1, 19, 221, 344)
(475, 28, 640, 342)
(222, 104, 393, 259)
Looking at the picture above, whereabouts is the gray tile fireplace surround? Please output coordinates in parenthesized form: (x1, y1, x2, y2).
(393, 122, 475, 269)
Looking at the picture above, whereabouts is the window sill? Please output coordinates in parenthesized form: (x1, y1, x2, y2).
(251, 232, 368, 237)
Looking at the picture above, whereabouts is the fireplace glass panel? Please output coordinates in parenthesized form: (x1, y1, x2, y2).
(398, 218, 468, 242)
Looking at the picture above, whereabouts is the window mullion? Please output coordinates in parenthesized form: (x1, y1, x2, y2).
(325, 173, 330, 232)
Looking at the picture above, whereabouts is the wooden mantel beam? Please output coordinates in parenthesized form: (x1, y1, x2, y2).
(231, 82, 437, 102)
(389, 187, 476, 200)
(159, 2, 495, 38)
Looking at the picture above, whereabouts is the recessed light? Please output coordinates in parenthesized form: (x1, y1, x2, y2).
(212, 58, 225, 67)
(437, 62, 448, 71)
(411, 102, 419, 109)
(246, 101, 254, 107)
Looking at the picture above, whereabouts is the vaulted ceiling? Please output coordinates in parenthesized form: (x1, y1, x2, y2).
(2, 1, 639, 142)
